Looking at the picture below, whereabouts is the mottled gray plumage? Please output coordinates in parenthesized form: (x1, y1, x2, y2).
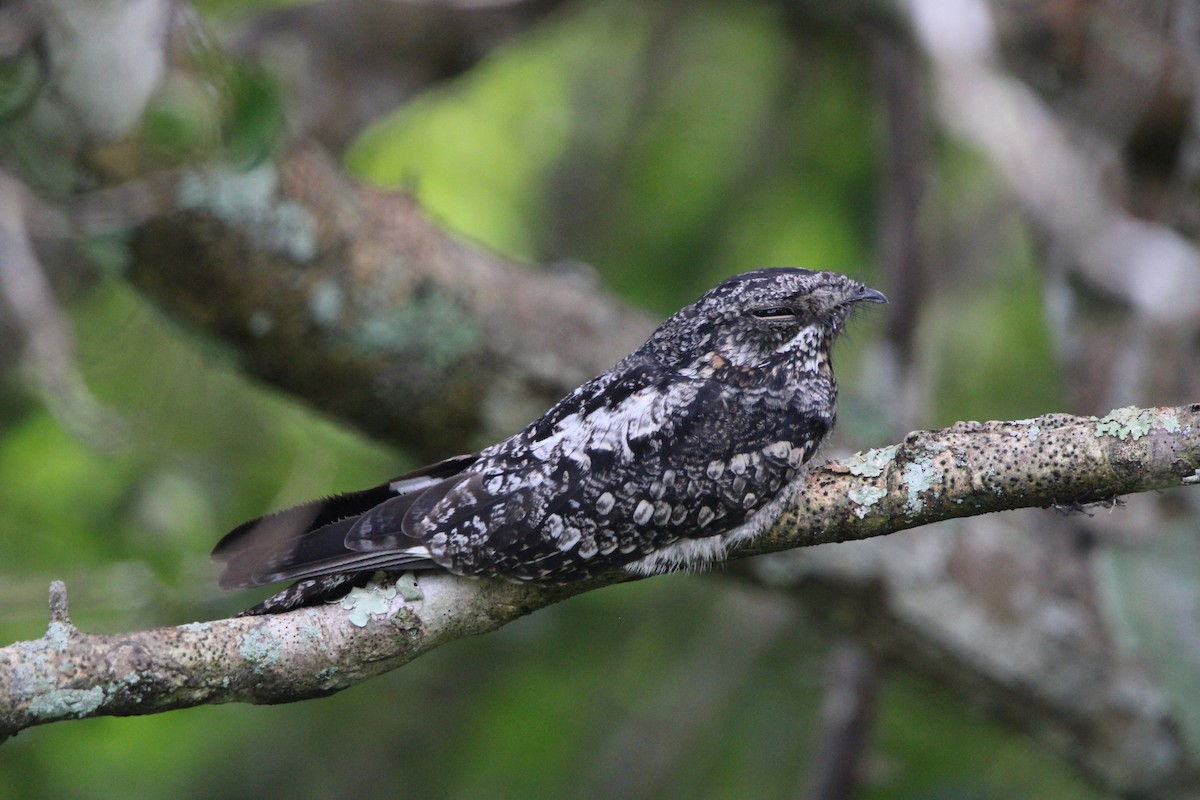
(213, 268, 885, 614)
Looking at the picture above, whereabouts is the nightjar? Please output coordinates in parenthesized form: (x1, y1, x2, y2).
(213, 268, 886, 613)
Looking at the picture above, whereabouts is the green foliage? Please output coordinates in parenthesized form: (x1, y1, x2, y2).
(927, 265, 1064, 423)
(866, 672, 1107, 800)
(0, 52, 41, 121)
(141, 77, 224, 161)
(221, 65, 288, 165)
(346, 0, 877, 316)
(139, 18, 287, 166)
(0, 413, 140, 570)
(346, 4, 585, 262)
(920, 142, 1065, 422)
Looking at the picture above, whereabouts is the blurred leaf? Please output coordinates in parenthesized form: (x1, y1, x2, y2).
(0, 51, 41, 121)
(345, 0, 877, 315)
(866, 671, 1110, 800)
(0, 411, 139, 569)
(222, 64, 287, 165)
(927, 259, 1064, 423)
(141, 75, 224, 161)
(346, 6, 588, 261)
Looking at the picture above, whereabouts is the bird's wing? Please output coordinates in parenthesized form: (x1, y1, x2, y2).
(380, 363, 804, 581)
(211, 453, 479, 588)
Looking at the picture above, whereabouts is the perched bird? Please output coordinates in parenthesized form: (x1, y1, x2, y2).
(213, 268, 886, 614)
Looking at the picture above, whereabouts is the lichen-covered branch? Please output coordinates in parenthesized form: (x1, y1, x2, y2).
(127, 146, 654, 459)
(747, 406, 1200, 556)
(3, 403, 1196, 744)
(4, 0, 652, 461)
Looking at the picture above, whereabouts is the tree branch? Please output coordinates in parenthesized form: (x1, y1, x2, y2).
(6, 0, 652, 461)
(3, 403, 1197, 743)
(127, 145, 654, 459)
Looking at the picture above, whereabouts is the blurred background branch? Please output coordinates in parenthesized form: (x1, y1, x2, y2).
(3, 0, 1200, 798)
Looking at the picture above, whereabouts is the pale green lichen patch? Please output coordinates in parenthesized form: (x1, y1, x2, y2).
(177, 621, 213, 633)
(10, 654, 52, 697)
(842, 445, 898, 478)
(847, 485, 887, 518)
(902, 459, 941, 516)
(28, 686, 104, 719)
(238, 627, 282, 667)
(308, 280, 343, 327)
(298, 622, 323, 642)
(350, 289, 481, 372)
(1017, 420, 1041, 441)
(1094, 407, 1157, 441)
(338, 584, 398, 627)
(395, 572, 424, 601)
(177, 163, 317, 262)
(43, 621, 73, 653)
(1159, 410, 1181, 434)
(296, 614, 324, 642)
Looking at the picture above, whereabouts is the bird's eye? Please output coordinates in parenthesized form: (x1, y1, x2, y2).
(750, 306, 796, 320)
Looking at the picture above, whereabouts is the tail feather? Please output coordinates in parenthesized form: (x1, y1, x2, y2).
(212, 453, 480, 602)
(212, 487, 397, 589)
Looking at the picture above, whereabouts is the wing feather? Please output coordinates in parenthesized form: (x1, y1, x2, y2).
(211, 453, 478, 588)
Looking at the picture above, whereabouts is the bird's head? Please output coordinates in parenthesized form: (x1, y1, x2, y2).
(647, 268, 887, 376)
